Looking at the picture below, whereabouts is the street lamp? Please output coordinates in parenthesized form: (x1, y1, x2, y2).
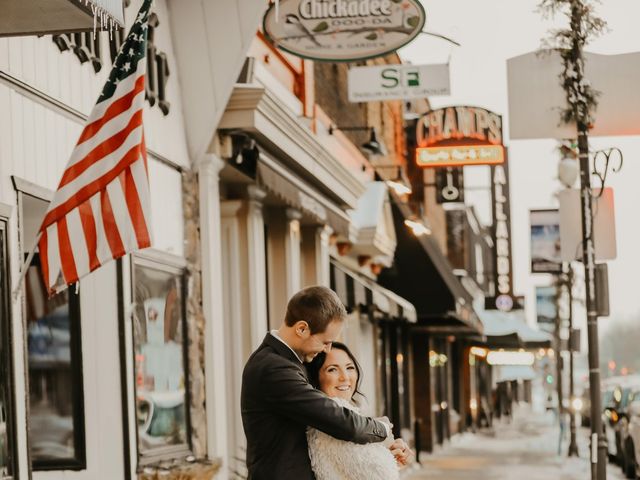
(558, 145, 579, 188)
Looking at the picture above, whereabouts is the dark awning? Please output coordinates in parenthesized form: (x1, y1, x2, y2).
(330, 261, 417, 322)
(257, 156, 351, 237)
(1, 0, 125, 37)
(377, 196, 482, 334)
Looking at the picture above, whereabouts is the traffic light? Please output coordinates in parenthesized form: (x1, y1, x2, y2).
(546, 374, 554, 385)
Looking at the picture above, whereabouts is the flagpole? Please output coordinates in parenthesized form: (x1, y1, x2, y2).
(11, 231, 42, 301)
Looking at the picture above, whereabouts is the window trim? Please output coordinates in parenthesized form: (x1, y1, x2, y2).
(16, 188, 87, 471)
(130, 252, 193, 468)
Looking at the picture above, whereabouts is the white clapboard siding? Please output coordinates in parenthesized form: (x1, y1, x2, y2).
(0, 0, 191, 169)
(0, 85, 81, 196)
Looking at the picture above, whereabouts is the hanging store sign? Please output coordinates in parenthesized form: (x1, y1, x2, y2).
(435, 167, 464, 203)
(530, 209, 562, 274)
(417, 145, 504, 168)
(415, 106, 504, 168)
(348, 63, 450, 102)
(558, 188, 617, 262)
(486, 155, 516, 311)
(262, 0, 426, 62)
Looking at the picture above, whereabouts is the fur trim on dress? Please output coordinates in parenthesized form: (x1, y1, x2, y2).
(307, 397, 399, 480)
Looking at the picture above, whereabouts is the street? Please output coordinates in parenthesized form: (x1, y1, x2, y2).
(408, 405, 625, 480)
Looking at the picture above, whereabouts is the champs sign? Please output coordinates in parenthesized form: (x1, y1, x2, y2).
(415, 106, 505, 168)
(263, 0, 426, 62)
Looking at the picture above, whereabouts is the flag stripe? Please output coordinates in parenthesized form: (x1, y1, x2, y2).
(56, 217, 78, 284)
(77, 75, 146, 146)
(59, 109, 144, 188)
(49, 124, 143, 217)
(45, 224, 62, 289)
(86, 54, 146, 124)
(109, 175, 136, 249)
(123, 165, 151, 248)
(68, 90, 145, 171)
(101, 189, 126, 259)
(42, 142, 142, 228)
(66, 208, 90, 279)
(130, 157, 152, 233)
(90, 194, 113, 266)
(78, 200, 100, 272)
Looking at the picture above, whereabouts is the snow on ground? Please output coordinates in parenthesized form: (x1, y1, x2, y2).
(405, 404, 626, 479)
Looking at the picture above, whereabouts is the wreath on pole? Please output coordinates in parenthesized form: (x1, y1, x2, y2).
(538, 0, 607, 128)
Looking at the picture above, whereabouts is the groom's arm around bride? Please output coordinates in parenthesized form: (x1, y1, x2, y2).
(241, 286, 389, 480)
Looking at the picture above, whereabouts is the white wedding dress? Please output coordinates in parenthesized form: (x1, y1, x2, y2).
(306, 397, 399, 480)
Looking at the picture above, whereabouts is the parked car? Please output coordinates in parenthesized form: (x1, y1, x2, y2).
(625, 396, 640, 478)
(602, 378, 626, 463)
(621, 379, 640, 478)
(617, 384, 640, 477)
(602, 376, 640, 470)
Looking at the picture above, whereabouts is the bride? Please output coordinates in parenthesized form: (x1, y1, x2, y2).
(305, 342, 409, 480)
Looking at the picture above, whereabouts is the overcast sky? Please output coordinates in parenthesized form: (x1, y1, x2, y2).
(398, 0, 640, 330)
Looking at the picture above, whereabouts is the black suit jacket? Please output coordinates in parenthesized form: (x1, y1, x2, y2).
(241, 333, 387, 480)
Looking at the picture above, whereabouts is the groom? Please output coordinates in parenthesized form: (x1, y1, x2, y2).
(241, 286, 410, 479)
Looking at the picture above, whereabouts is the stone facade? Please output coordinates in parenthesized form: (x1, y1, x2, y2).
(183, 169, 209, 458)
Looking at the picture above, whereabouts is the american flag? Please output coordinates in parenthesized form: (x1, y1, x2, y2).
(38, 0, 153, 293)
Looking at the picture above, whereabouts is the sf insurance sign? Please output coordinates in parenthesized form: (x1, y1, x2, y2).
(263, 0, 426, 62)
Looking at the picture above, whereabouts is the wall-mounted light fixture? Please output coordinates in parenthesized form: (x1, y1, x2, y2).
(328, 125, 388, 157)
(220, 131, 260, 175)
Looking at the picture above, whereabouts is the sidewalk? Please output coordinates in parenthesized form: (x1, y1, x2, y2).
(405, 405, 625, 480)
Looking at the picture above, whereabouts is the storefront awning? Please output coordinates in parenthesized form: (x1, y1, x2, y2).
(349, 182, 396, 264)
(477, 307, 552, 348)
(257, 155, 351, 237)
(1, 0, 125, 37)
(330, 261, 417, 322)
(377, 197, 482, 334)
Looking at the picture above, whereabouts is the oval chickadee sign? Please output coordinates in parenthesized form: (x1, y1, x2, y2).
(263, 0, 426, 62)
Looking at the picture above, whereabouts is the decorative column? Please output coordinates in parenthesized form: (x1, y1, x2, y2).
(285, 208, 302, 299)
(197, 153, 229, 479)
(315, 225, 332, 287)
(246, 186, 268, 349)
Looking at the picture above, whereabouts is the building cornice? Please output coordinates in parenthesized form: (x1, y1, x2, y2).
(221, 84, 366, 209)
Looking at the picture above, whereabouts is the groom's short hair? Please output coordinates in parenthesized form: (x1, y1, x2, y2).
(284, 286, 347, 334)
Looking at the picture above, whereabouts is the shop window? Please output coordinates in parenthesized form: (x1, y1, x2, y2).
(132, 257, 190, 463)
(19, 192, 86, 470)
(0, 220, 17, 479)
